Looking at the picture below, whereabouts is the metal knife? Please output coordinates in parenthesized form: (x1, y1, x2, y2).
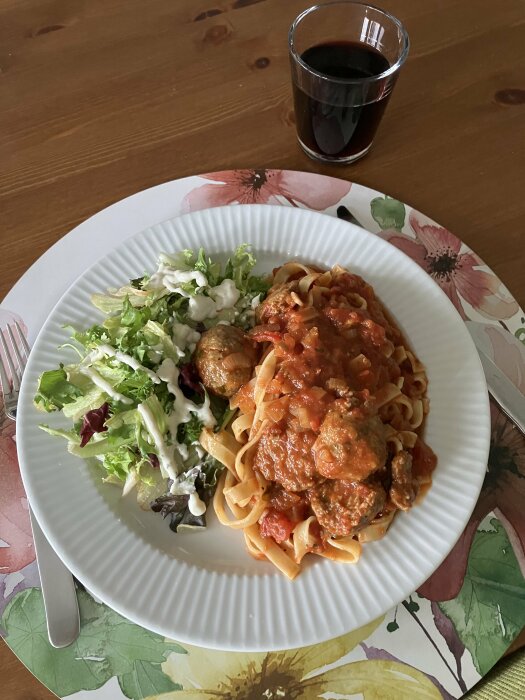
(465, 321, 525, 434)
(29, 508, 80, 647)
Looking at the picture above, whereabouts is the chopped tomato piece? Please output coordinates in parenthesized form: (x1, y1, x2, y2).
(260, 509, 295, 543)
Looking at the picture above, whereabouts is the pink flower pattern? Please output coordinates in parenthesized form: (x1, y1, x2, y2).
(181, 169, 352, 212)
(378, 211, 519, 320)
(0, 312, 35, 574)
(0, 410, 35, 573)
(419, 400, 525, 601)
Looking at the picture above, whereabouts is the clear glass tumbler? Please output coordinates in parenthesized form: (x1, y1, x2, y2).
(289, 1, 409, 164)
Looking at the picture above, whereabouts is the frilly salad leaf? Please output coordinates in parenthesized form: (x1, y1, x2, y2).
(102, 445, 139, 481)
(172, 248, 222, 288)
(178, 414, 204, 445)
(224, 243, 271, 295)
(34, 368, 82, 411)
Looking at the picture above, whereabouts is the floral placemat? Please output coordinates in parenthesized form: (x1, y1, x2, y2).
(1, 170, 524, 700)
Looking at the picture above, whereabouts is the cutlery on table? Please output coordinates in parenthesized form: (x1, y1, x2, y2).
(465, 321, 525, 435)
(0, 320, 80, 648)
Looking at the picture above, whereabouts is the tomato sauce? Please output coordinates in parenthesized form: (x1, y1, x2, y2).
(255, 272, 403, 416)
(411, 437, 438, 479)
(243, 268, 437, 545)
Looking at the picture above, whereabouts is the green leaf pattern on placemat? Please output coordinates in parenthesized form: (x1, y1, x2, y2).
(370, 195, 406, 231)
(118, 660, 182, 700)
(1, 588, 184, 698)
(439, 519, 525, 677)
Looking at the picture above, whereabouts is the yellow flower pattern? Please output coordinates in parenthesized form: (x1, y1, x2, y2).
(155, 618, 441, 700)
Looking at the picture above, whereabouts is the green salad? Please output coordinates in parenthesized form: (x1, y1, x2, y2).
(34, 245, 270, 531)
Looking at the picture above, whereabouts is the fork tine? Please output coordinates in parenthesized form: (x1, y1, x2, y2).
(14, 320, 31, 359)
(0, 330, 20, 391)
(0, 345, 12, 399)
(7, 324, 26, 373)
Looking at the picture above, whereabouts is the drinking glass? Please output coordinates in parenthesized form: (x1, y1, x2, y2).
(289, 1, 409, 164)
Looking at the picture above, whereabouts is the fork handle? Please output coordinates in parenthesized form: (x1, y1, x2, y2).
(29, 508, 80, 648)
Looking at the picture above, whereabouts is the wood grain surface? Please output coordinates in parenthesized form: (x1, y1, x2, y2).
(1, 0, 524, 697)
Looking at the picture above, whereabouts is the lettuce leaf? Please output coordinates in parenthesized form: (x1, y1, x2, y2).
(224, 244, 270, 295)
(101, 445, 138, 480)
(177, 414, 203, 445)
(62, 386, 107, 422)
(193, 249, 221, 287)
(34, 368, 82, 412)
(39, 425, 80, 444)
(68, 435, 132, 458)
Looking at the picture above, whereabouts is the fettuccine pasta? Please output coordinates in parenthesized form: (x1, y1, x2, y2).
(199, 262, 437, 579)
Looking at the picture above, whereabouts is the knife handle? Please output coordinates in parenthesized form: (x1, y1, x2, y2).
(490, 386, 525, 435)
(476, 350, 525, 435)
(29, 508, 80, 648)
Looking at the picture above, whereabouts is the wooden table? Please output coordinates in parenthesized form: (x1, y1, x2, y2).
(1, 0, 524, 697)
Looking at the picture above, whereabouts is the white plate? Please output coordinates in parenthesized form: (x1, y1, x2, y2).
(17, 204, 490, 651)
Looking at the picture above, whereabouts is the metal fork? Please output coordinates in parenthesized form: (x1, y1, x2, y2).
(0, 321, 80, 648)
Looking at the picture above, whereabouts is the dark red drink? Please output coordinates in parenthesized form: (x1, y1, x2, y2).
(292, 41, 393, 161)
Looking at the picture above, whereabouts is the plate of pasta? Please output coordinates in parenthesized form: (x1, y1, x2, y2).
(17, 204, 490, 651)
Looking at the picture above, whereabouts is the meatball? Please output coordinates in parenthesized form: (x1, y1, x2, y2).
(389, 450, 417, 511)
(254, 424, 317, 492)
(195, 325, 258, 398)
(313, 410, 387, 481)
(309, 479, 386, 537)
(255, 281, 300, 324)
